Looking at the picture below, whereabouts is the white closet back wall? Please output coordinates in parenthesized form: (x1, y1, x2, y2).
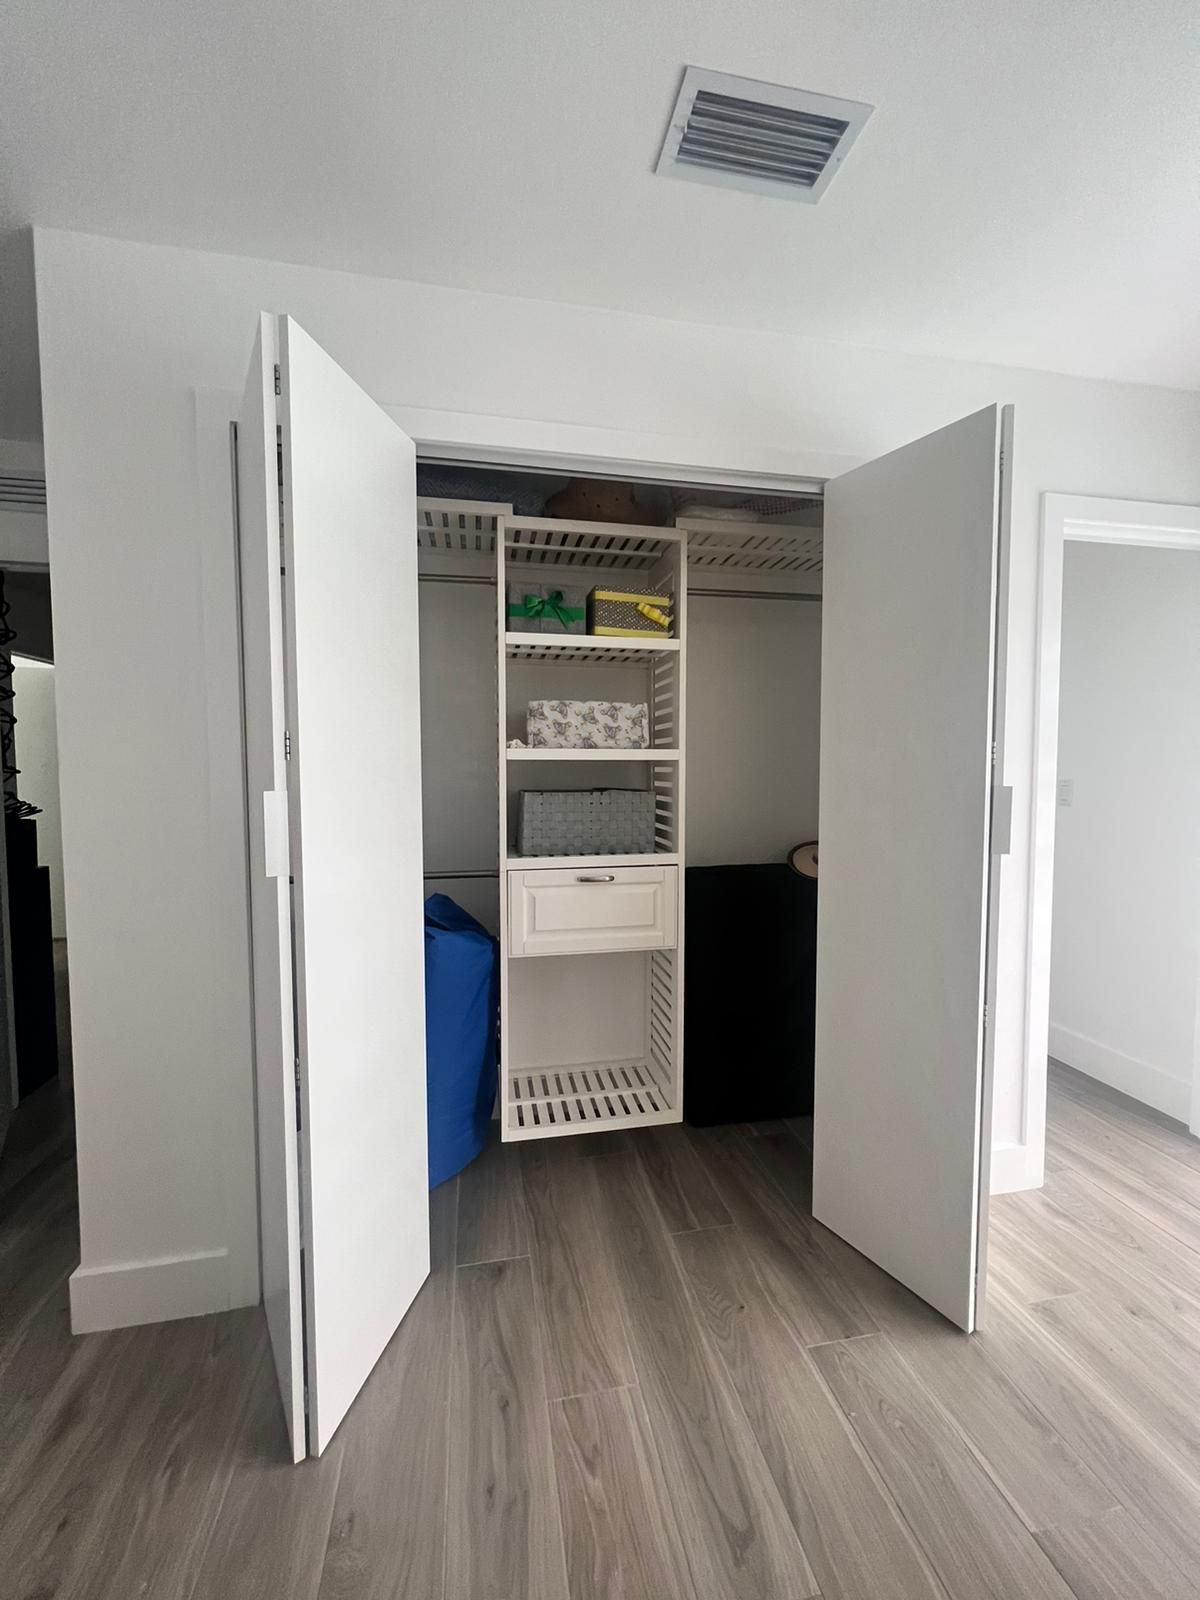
(687, 594, 821, 865)
(417, 580, 499, 930)
(417, 571, 822, 930)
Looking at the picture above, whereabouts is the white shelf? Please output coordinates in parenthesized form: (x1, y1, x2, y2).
(506, 632, 679, 665)
(416, 500, 823, 582)
(417, 497, 509, 554)
(505, 1059, 679, 1139)
(507, 747, 680, 762)
(504, 516, 681, 572)
(505, 852, 679, 872)
(674, 515, 823, 577)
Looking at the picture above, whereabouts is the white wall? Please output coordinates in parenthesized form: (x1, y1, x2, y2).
(1049, 543, 1200, 1121)
(418, 580, 500, 933)
(687, 595, 821, 865)
(0, 511, 49, 569)
(33, 227, 1200, 1328)
(11, 658, 66, 938)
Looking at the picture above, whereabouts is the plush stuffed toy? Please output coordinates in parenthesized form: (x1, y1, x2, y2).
(544, 477, 649, 525)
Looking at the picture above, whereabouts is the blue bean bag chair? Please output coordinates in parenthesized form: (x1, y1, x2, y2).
(424, 895, 499, 1187)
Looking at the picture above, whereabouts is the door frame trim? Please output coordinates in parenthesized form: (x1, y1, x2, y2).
(408, 425, 832, 495)
(1029, 493, 1200, 1151)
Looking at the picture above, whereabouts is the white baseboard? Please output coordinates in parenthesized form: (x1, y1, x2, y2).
(990, 1140, 1043, 1195)
(1048, 1023, 1191, 1123)
(69, 1247, 232, 1334)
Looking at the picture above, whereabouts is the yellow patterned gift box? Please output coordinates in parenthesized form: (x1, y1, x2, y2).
(586, 587, 674, 638)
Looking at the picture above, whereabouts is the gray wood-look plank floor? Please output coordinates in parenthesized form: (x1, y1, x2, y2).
(4, 1060, 1200, 1599)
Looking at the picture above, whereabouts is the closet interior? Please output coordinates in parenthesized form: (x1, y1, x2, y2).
(415, 464, 823, 1142)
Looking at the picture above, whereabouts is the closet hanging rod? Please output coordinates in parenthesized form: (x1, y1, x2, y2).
(423, 868, 500, 881)
(417, 571, 821, 602)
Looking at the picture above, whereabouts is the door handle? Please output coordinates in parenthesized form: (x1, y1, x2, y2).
(577, 874, 616, 883)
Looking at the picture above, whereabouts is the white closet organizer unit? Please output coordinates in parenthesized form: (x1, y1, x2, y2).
(495, 516, 687, 1140)
(235, 313, 1014, 1463)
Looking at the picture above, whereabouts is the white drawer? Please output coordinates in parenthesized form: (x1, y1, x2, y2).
(508, 865, 678, 957)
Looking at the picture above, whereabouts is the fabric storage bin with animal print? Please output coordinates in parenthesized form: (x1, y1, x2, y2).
(526, 699, 649, 749)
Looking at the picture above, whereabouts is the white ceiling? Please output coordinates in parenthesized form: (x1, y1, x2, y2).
(2, 0, 1199, 439)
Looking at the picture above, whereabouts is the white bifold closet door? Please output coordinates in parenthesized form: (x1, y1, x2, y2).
(814, 404, 1012, 1333)
(237, 314, 429, 1459)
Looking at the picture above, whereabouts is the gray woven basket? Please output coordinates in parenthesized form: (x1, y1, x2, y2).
(517, 789, 655, 856)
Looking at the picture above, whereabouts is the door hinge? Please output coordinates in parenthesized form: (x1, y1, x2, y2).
(983, 1003, 990, 1029)
(273, 363, 281, 397)
(294, 1056, 303, 1128)
(284, 730, 292, 760)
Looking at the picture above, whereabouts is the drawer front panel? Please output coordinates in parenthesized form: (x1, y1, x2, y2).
(508, 865, 678, 957)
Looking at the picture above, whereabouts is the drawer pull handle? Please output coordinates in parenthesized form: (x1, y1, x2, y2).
(577, 873, 616, 883)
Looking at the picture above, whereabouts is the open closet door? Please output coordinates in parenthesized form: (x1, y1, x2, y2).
(237, 314, 429, 1457)
(237, 318, 305, 1461)
(813, 404, 1011, 1333)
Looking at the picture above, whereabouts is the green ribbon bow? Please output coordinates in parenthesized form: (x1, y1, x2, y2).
(507, 590, 585, 628)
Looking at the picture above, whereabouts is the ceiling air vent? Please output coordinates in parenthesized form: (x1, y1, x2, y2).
(656, 66, 873, 203)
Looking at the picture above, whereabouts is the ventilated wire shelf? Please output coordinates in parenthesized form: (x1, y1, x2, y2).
(505, 634, 680, 666)
(674, 518, 823, 574)
(416, 498, 510, 553)
(417, 500, 821, 577)
(0, 475, 47, 512)
(505, 517, 677, 571)
(506, 1058, 673, 1135)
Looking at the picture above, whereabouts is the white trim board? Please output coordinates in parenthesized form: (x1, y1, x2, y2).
(387, 403, 852, 489)
(989, 1141, 1035, 1196)
(1048, 1029, 1191, 1124)
(1030, 493, 1200, 1151)
(70, 1248, 231, 1333)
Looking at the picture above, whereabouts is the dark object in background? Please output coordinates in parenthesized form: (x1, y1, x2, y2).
(6, 814, 58, 1100)
(544, 478, 658, 524)
(684, 863, 816, 1125)
(414, 463, 547, 515)
(789, 839, 819, 879)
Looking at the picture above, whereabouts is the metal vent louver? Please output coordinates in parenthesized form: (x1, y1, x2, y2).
(0, 475, 47, 514)
(657, 67, 873, 203)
